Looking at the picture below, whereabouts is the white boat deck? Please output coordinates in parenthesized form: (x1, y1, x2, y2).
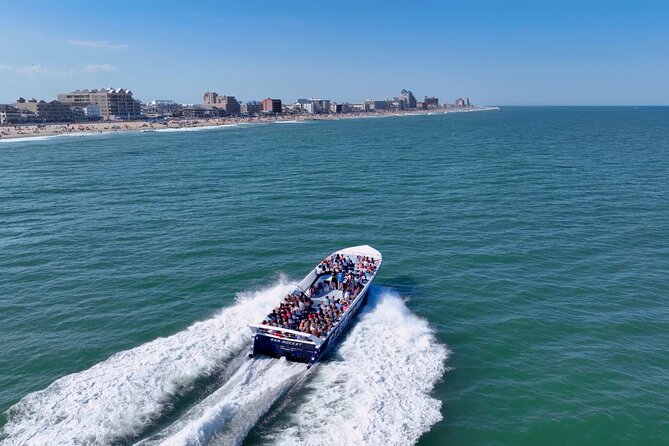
(249, 245, 382, 347)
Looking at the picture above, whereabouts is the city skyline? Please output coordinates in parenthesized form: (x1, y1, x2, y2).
(1, 1, 668, 105)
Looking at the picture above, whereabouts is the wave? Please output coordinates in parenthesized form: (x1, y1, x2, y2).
(264, 288, 449, 445)
(152, 125, 238, 133)
(273, 120, 304, 124)
(0, 132, 112, 144)
(0, 135, 62, 144)
(0, 282, 293, 446)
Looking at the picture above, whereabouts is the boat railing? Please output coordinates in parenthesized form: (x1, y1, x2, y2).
(249, 324, 324, 347)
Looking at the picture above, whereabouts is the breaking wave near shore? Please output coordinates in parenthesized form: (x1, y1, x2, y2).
(1, 285, 448, 446)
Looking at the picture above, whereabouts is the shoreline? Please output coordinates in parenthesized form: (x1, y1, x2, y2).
(0, 106, 499, 143)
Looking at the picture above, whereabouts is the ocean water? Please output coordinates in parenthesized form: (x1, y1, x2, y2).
(0, 107, 668, 445)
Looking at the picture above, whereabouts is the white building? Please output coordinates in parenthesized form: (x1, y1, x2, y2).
(303, 102, 316, 114)
(299, 98, 331, 114)
(83, 103, 101, 119)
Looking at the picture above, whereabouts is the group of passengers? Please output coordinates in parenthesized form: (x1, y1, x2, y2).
(315, 254, 378, 278)
(260, 254, 380, 338)
(262, 293, 314, 332)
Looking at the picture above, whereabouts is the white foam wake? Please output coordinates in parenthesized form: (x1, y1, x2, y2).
(268, 288, 449, 446)
(0, 282, 294, 446)
(143, 358, 305, 446)
(152, 125, 238, 133)
(0, 132, 112, 144)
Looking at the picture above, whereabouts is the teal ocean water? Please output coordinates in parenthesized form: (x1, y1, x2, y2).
(1, 107, 668, 445)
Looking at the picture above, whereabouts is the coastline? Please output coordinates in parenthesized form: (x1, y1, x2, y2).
(0, 106, 499, 143)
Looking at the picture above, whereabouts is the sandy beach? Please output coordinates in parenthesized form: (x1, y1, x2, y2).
(0, 107, 498, 142)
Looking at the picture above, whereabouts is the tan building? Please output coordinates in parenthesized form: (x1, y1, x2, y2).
(58, 88, 141, 119)
(217, 96, 240, 115)
(15, 97, 38, 114)
(202, 91, 240, 115)
(203, 91, 218, 105)
(19, 100, 73, 122)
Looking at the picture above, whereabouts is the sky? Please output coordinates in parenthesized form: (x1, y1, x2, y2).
(0, 1, 668, 105)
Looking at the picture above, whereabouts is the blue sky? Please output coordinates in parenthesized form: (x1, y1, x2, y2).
(0, 1, 668, 105)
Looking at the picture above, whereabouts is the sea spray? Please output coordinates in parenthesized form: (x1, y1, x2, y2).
(266, 288, 449, 446)
(0, 281, 294, 446)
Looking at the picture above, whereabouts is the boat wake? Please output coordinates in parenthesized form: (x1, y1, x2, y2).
(0, 282, 293, 446)
(139, 358, 306, 446)
(260, 287, 449, 445)
(1, 286, 448, 446)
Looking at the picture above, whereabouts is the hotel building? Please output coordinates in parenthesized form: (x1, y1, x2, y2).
(202, 91, 240, 115)
(261, 98, 282, 113)
(400, 89, 417, 109)
(58, 88, 142, 119)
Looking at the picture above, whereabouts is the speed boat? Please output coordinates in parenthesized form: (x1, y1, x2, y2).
(248, 245, 382, 368)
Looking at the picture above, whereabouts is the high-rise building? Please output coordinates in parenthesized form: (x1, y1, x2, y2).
(424, 96, 439, 109)
(315, 99, 330, 113)
(58, 88, 141, 119)
(202, 91, 240, 115)
(217, 95, 240, 115)
(400, 89, 417, 109)
(203, 91, 219, 105)
(261, 98, 282, 113)
(303, 102, 316, 114)
(455, 97, 471, 107)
